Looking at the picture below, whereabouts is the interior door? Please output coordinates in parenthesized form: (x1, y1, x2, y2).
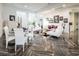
(78, 13, 79, 45)
(74, 13, 78, 45)
(69, 12, 78, 46)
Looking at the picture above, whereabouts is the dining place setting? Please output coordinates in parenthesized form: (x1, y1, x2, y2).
(3, 25, 34, 53)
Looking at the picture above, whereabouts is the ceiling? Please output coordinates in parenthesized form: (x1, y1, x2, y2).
(3, 3, 79, 12)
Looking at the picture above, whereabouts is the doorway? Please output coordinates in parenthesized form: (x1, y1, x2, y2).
(69, 12, 79, 46)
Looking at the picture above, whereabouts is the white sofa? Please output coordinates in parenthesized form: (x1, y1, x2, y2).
(46, 24, 63, 37)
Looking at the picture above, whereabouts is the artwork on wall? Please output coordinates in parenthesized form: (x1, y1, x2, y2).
(49, 18, 54, 23)
(9, 15, 15, 21)
(46, 18, 49, 21)
(60, 16, 63, 21)
(64, 18, 68, 23)
(54, 15, 59, 23)
(69, 22, 72, 25)
(46, 18, 54, 23)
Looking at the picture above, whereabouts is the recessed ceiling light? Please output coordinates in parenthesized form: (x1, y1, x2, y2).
(24, 5, 28, 8)
(62, 4, 66, 7)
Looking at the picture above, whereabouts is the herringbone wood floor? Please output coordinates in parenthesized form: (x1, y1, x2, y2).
(0, 32, 79, 56)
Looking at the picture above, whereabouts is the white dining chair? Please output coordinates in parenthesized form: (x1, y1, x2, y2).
(14, 28, 25, 52)
(28, 26, 34, 43)
(28, 31, 34, 43)
(4, 26, 15, 48)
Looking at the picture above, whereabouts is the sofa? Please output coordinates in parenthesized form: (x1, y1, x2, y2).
(46, 24, 63, 37)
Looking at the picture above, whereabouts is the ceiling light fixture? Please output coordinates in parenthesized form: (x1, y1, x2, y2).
(24, 5, 28, 8)
(62, 4, 66, 8)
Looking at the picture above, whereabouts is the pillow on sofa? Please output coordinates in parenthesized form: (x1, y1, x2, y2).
(48, 25, 52, 29)
(51, 25, 54, 28)
(55, 26, 58, 29)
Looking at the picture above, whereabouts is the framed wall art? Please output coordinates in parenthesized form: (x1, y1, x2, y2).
(49, 18, 54, 23)
(46, 18, 49, 21)
(46, 18, 54, 23)
(54, 15, 59, 23)
(64, 18, 68, 23)
(60, 16, 63, 21)
(9, 15, 15, 21)
(69, 22, 72, 25)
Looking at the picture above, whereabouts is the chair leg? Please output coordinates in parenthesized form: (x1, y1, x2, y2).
(6, 41, 8, 48)
(31, 37, 33, 43)
(15, 45, 16, 52)
(31, 37, 32, 42)
(23, 45, 24, 52)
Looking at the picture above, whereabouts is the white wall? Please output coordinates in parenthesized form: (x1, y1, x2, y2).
(0, 4, 2, 19)
(2, 5, 29, 21)
(2, 4, 30, 30)
(2, 5, 40, 28)
(0, 4, 3, 37)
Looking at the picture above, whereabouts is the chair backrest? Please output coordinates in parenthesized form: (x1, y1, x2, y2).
(8, 21, 18, 31)
(55, 23, 63, 35)
(4, 26, 9, 41)
(14, 28, 25, 45)
(28, 25, 34, 37)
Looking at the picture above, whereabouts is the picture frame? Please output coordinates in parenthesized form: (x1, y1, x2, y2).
(9, 15, 15, 21)
(46, 18, 54, 23)
(60, 16, 63, 21)
(49, 18, 54, 23)
(54, 15, 59, 23)
(64, 18, 68, 23)
(46, 18, 49, 21)
(69, 22, 72, 25)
